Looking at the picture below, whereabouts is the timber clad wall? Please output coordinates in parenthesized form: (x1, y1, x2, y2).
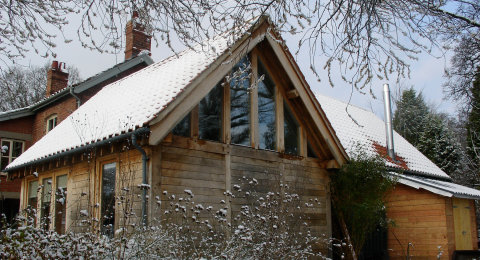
(387, 184, 451, 259)
(151, 136, 330, 251)
(386, 184, 479, 260)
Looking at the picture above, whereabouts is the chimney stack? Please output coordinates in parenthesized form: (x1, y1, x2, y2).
(383, 83, 396, 161)
(46, 61, 69, 97)
(124, 11, 152, 60)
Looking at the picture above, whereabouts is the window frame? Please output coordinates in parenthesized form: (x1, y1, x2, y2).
(46, 114, 58, 133)
(95, 157, 118, 237)
(1, 139, 24, 171)
(24, 171, 68, 232)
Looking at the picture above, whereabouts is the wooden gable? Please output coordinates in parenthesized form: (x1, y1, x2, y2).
(148, 18, 347, 167)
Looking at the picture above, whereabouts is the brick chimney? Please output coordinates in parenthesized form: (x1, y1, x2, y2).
(124, 11, 152, 60)
(46, 61, 69, 97)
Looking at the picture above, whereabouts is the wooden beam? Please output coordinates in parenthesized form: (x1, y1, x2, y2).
(250, 51, 259, 149)
(276, 86, 284, 153)
(222, 79, 231, 144)
(286, 89, 299, 99)
(191, 105, 199, 139)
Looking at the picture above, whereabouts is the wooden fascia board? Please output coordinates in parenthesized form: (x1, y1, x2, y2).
(264, 35, 348, 165)
(148, 23, 269, 145)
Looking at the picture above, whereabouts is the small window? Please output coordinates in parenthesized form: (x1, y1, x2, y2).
(101, 162, 116, 237)
(55, 175, 68, 234)
(41, 178, 52, 230)
(257, 60, 276, 150)
(1, 139, 24, 171)
(28, 180, 38, 225)
(46, 115, 58, 133)
(230, 57, 251, 146)
(199, 83, 222, 142)
(172, 113, 191, 137)
(284, 101, 299, 155)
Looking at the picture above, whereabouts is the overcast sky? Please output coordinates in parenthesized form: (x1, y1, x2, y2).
(11, 21, 457, 119)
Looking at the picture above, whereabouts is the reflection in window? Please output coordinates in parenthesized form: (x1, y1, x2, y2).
(101, 162, 116, 237)
(257, 60, 276, 150)
(230, 57, 251, 146)
(1, 139, 24, 171)
(307, 142, 318, 158)
(55, 175, 67, 234)
(41, 178, 52, 230)
(284, 101, 299, 155)
(199, 83, 222, 142)
(28, 180, 38, 224)
(172, 113, 191, 137)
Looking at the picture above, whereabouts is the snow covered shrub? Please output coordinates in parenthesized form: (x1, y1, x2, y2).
(1, 155, 340, 260)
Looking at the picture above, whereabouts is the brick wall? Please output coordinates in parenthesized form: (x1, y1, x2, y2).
(0, 176, 21, 193)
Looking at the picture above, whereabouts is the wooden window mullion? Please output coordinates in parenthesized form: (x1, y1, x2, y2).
(250, 52, 259, 149)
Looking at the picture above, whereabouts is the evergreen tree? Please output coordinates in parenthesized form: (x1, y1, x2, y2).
(393, 88, 429, 147)
(393, 88, 461, 176)
(466, 69, 480, 164)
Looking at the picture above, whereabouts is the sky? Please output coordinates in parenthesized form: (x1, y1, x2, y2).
(11, 18, 458, 120)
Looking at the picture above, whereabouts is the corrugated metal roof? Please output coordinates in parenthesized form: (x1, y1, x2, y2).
(390, 172, 480, 199)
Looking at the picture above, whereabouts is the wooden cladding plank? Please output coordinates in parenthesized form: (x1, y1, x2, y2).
(162, 152, 225, 169)
(160, 176, 225, 190)
(161, 169, 225, 182)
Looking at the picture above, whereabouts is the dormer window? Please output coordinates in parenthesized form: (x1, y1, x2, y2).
(46, 115, 58, 133)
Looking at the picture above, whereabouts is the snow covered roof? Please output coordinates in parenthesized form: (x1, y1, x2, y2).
(390, 172, 480, 199)
(6, 25, 247, 171)
(0, 54, 153, 122)
(316, 94, 451, 181)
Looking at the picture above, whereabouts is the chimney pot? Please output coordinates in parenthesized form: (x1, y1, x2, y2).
(124, 11, 151, 60)
(46, 61, 69, 97)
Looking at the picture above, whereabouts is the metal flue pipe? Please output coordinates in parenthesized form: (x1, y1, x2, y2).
(383, 84, 396, 161)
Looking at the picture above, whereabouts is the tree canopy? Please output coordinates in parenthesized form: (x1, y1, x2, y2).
(0, 63, 81, 112)
(2, 0, 480, 92)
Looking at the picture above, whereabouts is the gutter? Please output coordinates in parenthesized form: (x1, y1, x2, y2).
(132, 133, 149, 227)
(5, 127, 150, 173)
(70, 85, 81, 108)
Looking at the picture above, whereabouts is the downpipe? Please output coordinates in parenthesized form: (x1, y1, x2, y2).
(131, 133, 149, 227)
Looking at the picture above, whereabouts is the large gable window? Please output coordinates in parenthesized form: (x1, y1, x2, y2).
(284, 101, 299, 155)
(257, 60, 276, 150)
(230, 57, 251, 146)
(1, 139, 24, 171)
(172, 113, 191, 137)
(199, 83, 222, 142)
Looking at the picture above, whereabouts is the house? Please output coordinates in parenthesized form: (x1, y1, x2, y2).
(317, 94, 480, 259)
(0, 13, 154, 222)
(4, 15, 479, 259)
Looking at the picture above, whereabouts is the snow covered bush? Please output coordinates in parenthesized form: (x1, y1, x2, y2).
(0, 176, 341, 259)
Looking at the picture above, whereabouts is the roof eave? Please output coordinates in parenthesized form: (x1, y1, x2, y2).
(0, 109, 35, 121)
(74, 54, 154, 93)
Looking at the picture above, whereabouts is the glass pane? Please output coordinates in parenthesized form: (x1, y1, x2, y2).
(257, 60, 276, 150)
(172, 113, 191, 137)
(55, 175, 67, 234)
(284, 101, 299, 155)
(12, 141, 23, 157)
(1, 157, 8, 171)
(1, 140, 10, 153)
(101, 162, 116, 237)
(199, 83, 222, 142)
(28, 180, 38, 199)
(41, 178, 52, 230)
(230, 57, 251, 146)
(307, 142, 318, 158)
